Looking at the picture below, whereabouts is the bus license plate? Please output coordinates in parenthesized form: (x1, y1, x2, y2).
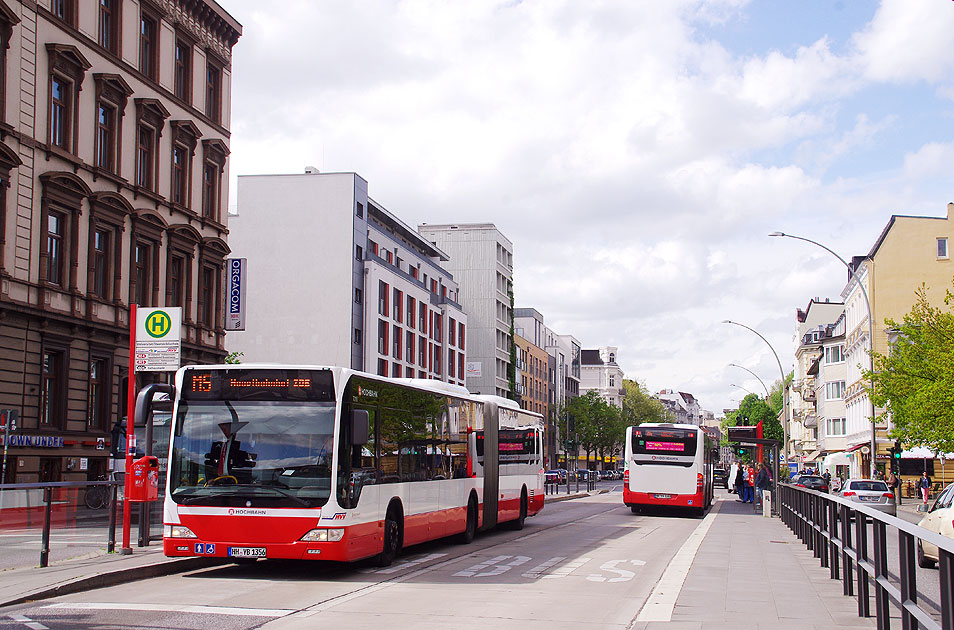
(229, 547, 266, 558)
(654, 494, 672, 499)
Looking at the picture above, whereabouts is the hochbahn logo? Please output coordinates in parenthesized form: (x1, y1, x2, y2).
(145, 310, 172, 338)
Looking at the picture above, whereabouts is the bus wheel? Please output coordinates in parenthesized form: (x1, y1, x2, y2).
(508, 489, 528, 530)
(456, 495, 478, 544)
(377, 506, 403, 567)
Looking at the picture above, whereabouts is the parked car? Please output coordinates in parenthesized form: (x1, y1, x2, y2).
(838, 479, 896, 516)
(792, 474, 829, 493)
(575, 469, 592, 482)
(916, 482, 954, 568)
(545, 470, 562, 484)
(714, 468, 729, 489)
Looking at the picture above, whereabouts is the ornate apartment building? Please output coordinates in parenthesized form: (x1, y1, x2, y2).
(0, 1, 240, 483)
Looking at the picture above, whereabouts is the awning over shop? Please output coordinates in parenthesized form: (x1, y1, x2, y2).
(801, 450, 822, 462)
(823, 452, 852, 468)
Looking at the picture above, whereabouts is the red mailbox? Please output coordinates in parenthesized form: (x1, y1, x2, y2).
(127, 455, 159, 502)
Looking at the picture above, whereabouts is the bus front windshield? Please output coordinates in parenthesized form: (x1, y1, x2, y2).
(170, 400, 337, 508)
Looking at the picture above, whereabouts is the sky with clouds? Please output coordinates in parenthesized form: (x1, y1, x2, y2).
(217, 0, 954, 417)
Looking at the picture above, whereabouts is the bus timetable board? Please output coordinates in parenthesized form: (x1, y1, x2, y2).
(182, 368, 335, 402)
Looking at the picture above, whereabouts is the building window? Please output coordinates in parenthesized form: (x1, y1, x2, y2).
(377, 320, 388, 355)
(449, 318, 456, 346)
(168, 121, 199, 209)
(609, 375, 615, 387)
(174, 38, 192, 102)
(354, 287, 362, 304)
(40, 350, 65, 427)
(938, 237, 949, 260)
(168, 255, 184, 307)
(434, 313, 442, 343)
(433, 346, 441, 374)
(418, 336, 427, 367)
(46, 212, 64, 285)
(139, 12, 158, 79)
(98, 0, 119, 54)
(353, 328, 361, 345)
(51, 0, 76, 25)
(392, 363, 402, 378)
(826, 417, 846, 436)
(824, 345, 845, 364)
(393, 289, 402, 323)
(448, 350, 456, 378)
(459, 354, 464, 380)
(198, 266, 217, 327)
(419, 303, 427, 332)
(826, 381, 846, 400)
(91, 228, 110, 299)
(205, 60, 221, 123)
(132, 242, 152, 305)
(406, 330, 414, 363)
(378, 281, 389, 316)
(356, 202, 363, 218)
(393, 324, 401, 359)
(136, 124, 155, 189)
(407, 296, 415, 326)
(50, 76, 71, 149)
(95, 103, 116, 171)
(169, 144, 188, 204)
(201, 140, 227, 221)
(355, 244, 363, 261)
(459, 322, 465, 349)
(88, 358, 109, 431)
(377, 359, 388, 377)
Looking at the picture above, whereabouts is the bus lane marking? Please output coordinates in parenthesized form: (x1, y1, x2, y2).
(473, 555, 530, 577)
(541, 556, 591, 579)
(361, 552, 448, 575)
(586, 559, 646, 583)
(7, 614, 48, 630)
(522, 556, 566, 578)
(452, 555, 513, 577)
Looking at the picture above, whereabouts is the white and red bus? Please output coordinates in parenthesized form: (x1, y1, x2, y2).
(622, 423, 717, 516)
(157, 365, 544, 565)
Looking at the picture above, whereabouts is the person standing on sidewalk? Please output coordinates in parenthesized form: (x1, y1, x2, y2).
(734, 463, 745, 500)
(755, 463, 771, 506)
(887, 471, 901, 506)
(920, 471, 932, 505)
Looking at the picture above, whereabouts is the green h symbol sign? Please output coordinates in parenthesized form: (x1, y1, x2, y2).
(145, 311, 172, 338)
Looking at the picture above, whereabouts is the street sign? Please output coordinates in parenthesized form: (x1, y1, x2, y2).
(225, 258, 246, 331)
(0, 409, 17, 433)
(135, 307, 182, 372)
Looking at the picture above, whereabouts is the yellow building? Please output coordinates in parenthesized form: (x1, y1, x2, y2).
(843, 203, 953, 477)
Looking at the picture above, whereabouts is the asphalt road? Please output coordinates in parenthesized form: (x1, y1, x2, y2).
(0, 484, 708, 630)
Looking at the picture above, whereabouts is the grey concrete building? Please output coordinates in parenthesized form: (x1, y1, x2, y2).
(418, 223, 512, 397)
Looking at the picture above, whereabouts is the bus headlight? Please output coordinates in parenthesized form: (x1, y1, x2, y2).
(300, 528, 344, 542)
(164, 524, 197, 538)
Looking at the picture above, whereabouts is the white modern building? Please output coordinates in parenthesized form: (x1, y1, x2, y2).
(658, 390, 702, 425)
(816, 314, 850, 477)
(580, 347, 624, 408)
(418, 223, 512, 396)
(230, 171, 467, 385)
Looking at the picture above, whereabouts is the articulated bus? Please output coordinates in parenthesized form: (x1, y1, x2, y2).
(623, 423, 717, 517)
(155, 365, 544, 565)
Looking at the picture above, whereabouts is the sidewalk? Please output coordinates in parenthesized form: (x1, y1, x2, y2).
(633, 495, 875, 629)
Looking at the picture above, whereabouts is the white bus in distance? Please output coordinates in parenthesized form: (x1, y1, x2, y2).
(623, 423, 717, 517)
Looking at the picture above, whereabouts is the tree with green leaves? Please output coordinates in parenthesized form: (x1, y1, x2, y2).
(620, 379, 670, 427)
(864, 284, 954, 454)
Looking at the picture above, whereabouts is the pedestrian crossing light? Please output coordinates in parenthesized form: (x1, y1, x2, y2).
(737, 446, 747, 457)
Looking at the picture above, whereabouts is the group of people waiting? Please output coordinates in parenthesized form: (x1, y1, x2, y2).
(729, 461, 772, 505)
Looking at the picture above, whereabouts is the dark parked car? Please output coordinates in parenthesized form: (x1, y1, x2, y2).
(792, 474, 829, 493)
(545, 470, 562, 484)
(714, 468, 729, 488)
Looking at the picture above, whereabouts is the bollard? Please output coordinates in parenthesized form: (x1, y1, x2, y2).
(763, 491, 772, 517)
(40, 486, 53, 568)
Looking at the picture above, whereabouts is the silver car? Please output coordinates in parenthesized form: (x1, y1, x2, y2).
(916, 482, 954, 568)
(839, 479, 896, 516)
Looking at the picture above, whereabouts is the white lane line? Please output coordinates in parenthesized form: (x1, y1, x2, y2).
(632, 508, 718, 624)
(541, 556, 591, 579)
(522, 556, 566, 578)
(7, 614, 49, 630)
(361, 552, 448, 575)
(44, 602, 292, 617)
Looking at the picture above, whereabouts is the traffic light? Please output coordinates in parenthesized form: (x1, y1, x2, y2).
(737, 446, 747, 457)
(890, 439, 902, 473)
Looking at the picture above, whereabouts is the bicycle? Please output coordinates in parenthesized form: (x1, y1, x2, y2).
(84, 476, 111, 510)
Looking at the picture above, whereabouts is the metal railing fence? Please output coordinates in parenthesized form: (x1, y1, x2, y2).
(779, 482, 954, 629)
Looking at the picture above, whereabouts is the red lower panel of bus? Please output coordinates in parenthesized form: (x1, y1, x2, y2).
(164, 504, 476, 562)
(623, 488, 704, 508)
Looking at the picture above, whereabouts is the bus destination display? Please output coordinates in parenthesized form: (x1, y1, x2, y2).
(183, 368, 335, 402)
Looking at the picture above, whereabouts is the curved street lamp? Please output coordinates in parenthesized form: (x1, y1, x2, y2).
(728, 363, 770, 397)
(723, 319, 789, 467)
(730, 383, 756, 397)
(769, 231, 878, 478)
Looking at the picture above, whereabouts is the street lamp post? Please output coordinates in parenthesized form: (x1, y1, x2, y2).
(723, 320, 789, 468)
(728, 363, 771, 398)
(730, 383, 756, 397)
(769, 231, 878, 478)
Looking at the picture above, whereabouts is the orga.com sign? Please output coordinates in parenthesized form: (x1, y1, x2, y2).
(135, 307, 182, 372)
(225, 258, 246, 331)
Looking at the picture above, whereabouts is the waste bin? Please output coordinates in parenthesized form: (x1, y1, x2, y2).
(127, 455, 159, 502)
